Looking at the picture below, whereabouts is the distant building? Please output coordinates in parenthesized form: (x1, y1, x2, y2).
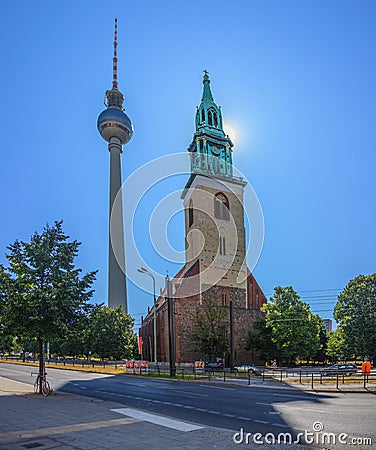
(323, 319, 333, 333)
(139, 73, 266, 365)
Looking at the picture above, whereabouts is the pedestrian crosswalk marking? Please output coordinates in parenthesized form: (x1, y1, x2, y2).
(111, 408, 204, 432)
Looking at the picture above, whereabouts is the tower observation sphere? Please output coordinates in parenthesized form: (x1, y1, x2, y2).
(97, 89, 134, 145)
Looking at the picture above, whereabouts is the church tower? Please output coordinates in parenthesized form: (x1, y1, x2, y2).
(140, 72, 266, 365)
(182, 71, 248, 298)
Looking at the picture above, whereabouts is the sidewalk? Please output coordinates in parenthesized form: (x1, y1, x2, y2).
(0, 377, 309, 450)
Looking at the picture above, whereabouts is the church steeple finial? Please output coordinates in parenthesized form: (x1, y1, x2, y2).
(201, 70, 214, 103)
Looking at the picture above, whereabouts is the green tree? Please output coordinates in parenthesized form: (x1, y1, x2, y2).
(259, 286, 322, 366)
(246, 316, 278, 362)
(50, 304, 93, 358)
(313, 318, 328, 363)
(0, 333, 14, 354)
(190, 298, 229, 361)
(326, 328, 347, 362)
(334, 274, 376, 364)
(86, 305, 137, 360)
(1, 221, 96, 391)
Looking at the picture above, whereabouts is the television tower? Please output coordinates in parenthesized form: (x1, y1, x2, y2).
(97, 19, 133, 313)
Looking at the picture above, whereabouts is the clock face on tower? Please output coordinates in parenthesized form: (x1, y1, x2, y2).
(210, 144, 221, 156)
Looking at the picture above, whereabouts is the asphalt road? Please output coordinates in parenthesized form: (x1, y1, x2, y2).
(1, 363, 375, 446)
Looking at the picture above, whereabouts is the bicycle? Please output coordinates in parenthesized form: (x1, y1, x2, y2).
(32, 372, 51, 396)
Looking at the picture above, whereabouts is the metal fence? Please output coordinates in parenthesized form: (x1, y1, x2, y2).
(1, 356, 374, 389)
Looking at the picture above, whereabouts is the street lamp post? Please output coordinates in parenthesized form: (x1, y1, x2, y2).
(138, 267, 157, 365)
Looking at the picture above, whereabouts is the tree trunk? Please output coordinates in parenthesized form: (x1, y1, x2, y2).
(38, 338, 44, 394)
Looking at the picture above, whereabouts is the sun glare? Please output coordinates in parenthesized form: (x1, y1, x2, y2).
(223, 122, 238, 144)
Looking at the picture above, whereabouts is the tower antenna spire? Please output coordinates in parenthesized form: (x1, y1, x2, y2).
(112, 18, 118, 89)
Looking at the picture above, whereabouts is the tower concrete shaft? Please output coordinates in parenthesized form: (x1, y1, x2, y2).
(108, 137, 127, 312)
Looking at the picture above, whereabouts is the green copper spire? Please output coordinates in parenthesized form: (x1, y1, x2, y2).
(201, 70, 214, 102)
(185, 71, 244, 182)
(195, 71, 224, 137)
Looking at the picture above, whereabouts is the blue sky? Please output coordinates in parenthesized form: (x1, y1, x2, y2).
(0, 1, 375, 329)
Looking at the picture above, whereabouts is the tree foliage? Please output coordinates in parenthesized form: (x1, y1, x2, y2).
(1, 221, 97, 381)
(246, 316, 277, 362)
(85, 305, 137, 360)
(247, 286, 322, 366)
(334, 274, 376, 363)
(190, 298, 229, 360)
(326, 329, 347, 361)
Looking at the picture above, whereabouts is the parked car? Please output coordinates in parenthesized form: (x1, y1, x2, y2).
(205, 360, 224, 371)
(322, 364, 357, 376)
(234, 364, 258, 373)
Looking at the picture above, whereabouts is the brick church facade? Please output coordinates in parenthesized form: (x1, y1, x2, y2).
(139, 73, 266, 365)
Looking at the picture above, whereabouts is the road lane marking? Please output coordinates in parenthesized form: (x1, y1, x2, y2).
(274, 404, 328, 413)
(257, 401, 327, 413)
(268, 392, 319, 399)
(111, 408, 204, 432)
(223, 413, 236, 418)
(195, 408, 208, 412)
(208, 410, 221, 414)
(172, 389, 208, 397)
(271, 422, 289, 428)
(237, 416, 252, 421)
(199, 385, 235, 391)
(254, 420, 269, 424)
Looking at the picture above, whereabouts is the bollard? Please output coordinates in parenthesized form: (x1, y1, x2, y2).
(280, 370, 283, 382)
(311, 373, 314, 389)
(262, 370, 265, 382)
(342, 373, 345, 384)
(320, 373, 323, 384)
(299, 371, 302, 384)
(224, 369, 226, 382)
(336, 373, 339, 389)
(248, 371, 251, 386)
(364, 373, 366, 389)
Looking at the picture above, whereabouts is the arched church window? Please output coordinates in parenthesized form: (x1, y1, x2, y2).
(213, 112, 218, 127)
(208, 110, 213, 126)
(188, 200, 193, 227)
(221, 289, 230, 307)
(214, 193, 230, 220)
(219, 236, 226, 255)
(201, 109, 205, 123)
